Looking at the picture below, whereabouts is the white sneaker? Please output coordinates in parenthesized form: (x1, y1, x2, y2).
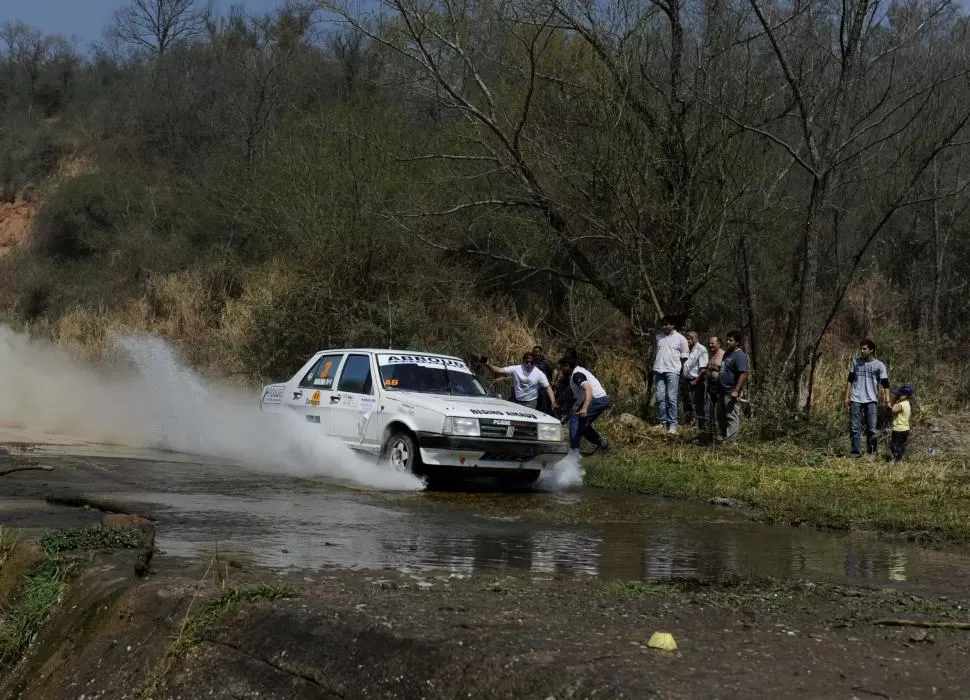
(571, 448, 582, 459)
(668, 426, 677, 435)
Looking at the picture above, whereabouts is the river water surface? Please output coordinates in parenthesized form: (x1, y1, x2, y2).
(5, 434, 968, 598)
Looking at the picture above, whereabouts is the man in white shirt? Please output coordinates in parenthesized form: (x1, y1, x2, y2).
(483, 352, 557, 410)
(652, 317, 689, 434)
(682, 331, 710, 430)
(557, 355, 611, 457)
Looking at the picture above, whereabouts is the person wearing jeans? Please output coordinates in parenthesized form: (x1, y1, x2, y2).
(715, 330, 749, 443)
(558, 356, 611, 457)
(652, 316, 689, 434)
(843, 339, 890, 457)
(682, 331, 709, 430)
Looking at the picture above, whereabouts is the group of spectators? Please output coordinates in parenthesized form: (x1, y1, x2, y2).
(480, 326, 914, 461)
(654, 323, 913, 459)
(651, 318, 748, 444)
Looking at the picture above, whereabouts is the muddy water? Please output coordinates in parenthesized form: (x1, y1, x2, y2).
(5, 436, 970, 593)
(79, 459, 966, 594)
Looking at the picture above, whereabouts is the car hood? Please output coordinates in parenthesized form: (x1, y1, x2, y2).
(385, 392, 556, 423)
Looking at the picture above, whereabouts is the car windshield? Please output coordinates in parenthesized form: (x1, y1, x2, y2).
(377, 354, 487, 396)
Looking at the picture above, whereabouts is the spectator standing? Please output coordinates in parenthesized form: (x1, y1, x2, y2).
(558, 355, 611, 458)
(532, 345, 555, 415)
(704, 335, 725, 442)
(888, 385, 913, 461)
(653, 317, 689, 434)
(483, 352, 557, 411)
(552, 347, 579, 418)
(843, 339, 890, 457)
(682, 332, 709, 430)
(715, 330, 749, 443)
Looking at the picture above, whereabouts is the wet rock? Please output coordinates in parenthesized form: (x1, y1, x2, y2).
(376, 579, 398, 590)
(710, 497, 742, 509)
(908, 630, 935, 644)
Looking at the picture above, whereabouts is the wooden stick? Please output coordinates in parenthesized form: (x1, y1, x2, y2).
(0, 465, 54, 477)
(872, 619, 970, 629)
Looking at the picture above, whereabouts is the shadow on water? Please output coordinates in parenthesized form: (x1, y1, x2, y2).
(90, 457, 970, 596)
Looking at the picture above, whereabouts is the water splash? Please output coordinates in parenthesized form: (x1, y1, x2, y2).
(0, 326, 423, 490)
(536, 452, 584, 491)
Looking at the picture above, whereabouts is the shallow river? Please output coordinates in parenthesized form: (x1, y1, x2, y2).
(4, 435, 970, 596)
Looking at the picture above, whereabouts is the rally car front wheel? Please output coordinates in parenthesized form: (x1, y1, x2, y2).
(382, 430, 421, 474)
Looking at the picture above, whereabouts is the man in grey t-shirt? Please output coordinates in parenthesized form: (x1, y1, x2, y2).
(843, 338, 890, 457)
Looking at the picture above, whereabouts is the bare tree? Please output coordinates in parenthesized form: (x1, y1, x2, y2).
(321, 0, 752, 351)
(1, 21, 53, 114)
(207, 6, 313, 170)
(109, 0, 208, 57)
(727, 0, 970, 412)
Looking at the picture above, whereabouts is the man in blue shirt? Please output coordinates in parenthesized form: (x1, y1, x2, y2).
(843, 338, 890, 457)
(715, 330, 749, 443)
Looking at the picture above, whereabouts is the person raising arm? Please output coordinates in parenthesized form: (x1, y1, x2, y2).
(481, 352, 557, 411)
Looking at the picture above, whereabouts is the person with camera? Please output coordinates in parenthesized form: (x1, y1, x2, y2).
(480, 352, 557, 411)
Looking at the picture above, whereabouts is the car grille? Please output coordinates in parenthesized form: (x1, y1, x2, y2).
(479, 419, 538, 440)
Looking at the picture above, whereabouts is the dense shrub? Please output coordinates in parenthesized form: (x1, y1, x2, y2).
(0, 125, 65, 203)
(30, 172, 146, 260)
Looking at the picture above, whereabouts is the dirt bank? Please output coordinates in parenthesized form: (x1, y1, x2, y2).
(4, 442, 970, 698)
(2, 538, 970, 699)
(0, 198, 34, 258)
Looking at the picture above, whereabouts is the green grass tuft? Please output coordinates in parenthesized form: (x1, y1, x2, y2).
(40, 524, 144, 555)
(0, 558, 68, 667)
(0, 527, 14, 564)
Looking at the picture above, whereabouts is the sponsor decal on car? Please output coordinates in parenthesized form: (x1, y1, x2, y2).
(377, 354, 473, 374)
(306, 390, 321, 407)
(469, 409, 538, 419)
(261, 385, 285, 405)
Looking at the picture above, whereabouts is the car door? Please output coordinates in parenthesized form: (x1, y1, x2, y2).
(284, 352, 346, 431)
(329, 353, 378, 446)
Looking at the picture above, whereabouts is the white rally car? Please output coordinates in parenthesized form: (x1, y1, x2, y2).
(259, 349, 569, 483)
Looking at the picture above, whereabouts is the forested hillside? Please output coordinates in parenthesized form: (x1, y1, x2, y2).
(2, 0, 969, 428)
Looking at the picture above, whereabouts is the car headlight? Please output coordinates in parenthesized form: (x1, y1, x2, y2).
(443, 417, 480, 437)
(537, 422, 563, 442)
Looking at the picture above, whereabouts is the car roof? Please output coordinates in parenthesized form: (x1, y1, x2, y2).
(312, 349, 466, 361)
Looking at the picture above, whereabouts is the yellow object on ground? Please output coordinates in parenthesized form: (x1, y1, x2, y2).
(647, 631, 678, 651)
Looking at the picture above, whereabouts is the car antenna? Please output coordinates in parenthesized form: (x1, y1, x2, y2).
(387, 292, 393, 350)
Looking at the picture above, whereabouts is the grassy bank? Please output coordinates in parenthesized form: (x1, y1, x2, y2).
(585, 440, 970, 540)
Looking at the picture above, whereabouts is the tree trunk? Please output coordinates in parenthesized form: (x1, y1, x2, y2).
(739, 231, 762, 380)
(930, 164, 944, 343)
(792, 180, 825, 414)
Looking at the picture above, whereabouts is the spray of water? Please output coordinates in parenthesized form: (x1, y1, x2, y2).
(535, 452, 584, 491)
(0, 326, 424, 490)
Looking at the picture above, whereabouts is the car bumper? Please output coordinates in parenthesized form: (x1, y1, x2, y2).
(416, 433, 569, 470)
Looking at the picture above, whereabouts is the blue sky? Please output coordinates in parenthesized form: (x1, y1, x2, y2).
(2, 0, 291, 48)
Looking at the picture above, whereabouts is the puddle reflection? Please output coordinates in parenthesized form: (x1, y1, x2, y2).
(116, 487, 970, 592)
